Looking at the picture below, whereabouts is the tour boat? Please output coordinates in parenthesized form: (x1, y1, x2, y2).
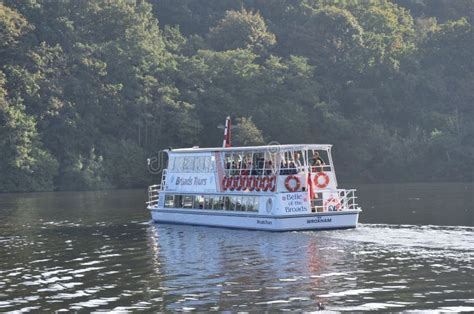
(147, 117, 361, 231)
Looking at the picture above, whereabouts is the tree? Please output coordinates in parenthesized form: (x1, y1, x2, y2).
(208, 8, 276, 54)
(233, 117, 265, 146)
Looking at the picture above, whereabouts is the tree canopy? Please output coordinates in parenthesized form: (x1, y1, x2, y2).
(0, 0, 472, 192)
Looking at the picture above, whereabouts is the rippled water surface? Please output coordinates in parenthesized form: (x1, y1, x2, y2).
(0, 183, 473, 311)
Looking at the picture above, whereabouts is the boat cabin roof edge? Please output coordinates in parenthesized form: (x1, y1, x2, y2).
(166, 144, 333, 154)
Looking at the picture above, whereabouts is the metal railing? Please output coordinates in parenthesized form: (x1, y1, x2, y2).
(311, 189, 359, 213)
(147, 184, 160, 207)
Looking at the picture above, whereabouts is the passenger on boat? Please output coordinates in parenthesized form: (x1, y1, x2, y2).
(241, 161, 249, 175)
(311, 152, 325, 172)
(280, 160, 289, 175)
(231, 160, 240, 175)
(288, 160, 298, 174)
(264, 160, 273, 175)
(245, 159, 252, 175)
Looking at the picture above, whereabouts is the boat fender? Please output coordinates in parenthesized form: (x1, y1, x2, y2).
(234, 175, 242, 191)
(222, 176, 228, 191)
(228, 176, 235, 191)
(285, 175, 301, 192)
(254, 176, 262, 192)
(269, 176, 277, 192)
(314, 172, 330, 189)
(262, 176, 270, 192)
(248, 176, 256, 191)
(239, 175, 247, 191)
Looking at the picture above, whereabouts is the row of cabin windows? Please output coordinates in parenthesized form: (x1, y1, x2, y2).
(164, 194, 259, 212)
(169, 156, 216, 173)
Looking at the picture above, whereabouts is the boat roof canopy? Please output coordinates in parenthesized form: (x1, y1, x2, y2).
(167, 144, 332, 154)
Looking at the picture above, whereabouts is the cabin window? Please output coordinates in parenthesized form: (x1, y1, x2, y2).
(209, 156, 216, 172)
(223, 196, 231, 210)
(241, 197, 248, 211)
(161, 194, 260, 213)
(194, 156, 203, 172)
(235, 196, 242, 211)
(173, 195, 183, 208)
(247, 196, 259, 212)
(164, 194, 174, 208)
(182, 195, 193, 208)
(204, 195, 211, 209)
(229, 196, 238, 211)
(181, 157, 193, 172)
(212, 196, 223, 210)
(193, 195, 204, 209)
(173, 157, 184, 172)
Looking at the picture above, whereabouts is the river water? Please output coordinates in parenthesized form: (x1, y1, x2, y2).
(0, 183, 473, 311)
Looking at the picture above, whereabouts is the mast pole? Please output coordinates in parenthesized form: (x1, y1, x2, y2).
(222, 116, 232, 148)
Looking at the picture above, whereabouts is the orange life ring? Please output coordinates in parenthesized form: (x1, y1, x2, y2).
(239, 175, 247, 190)
(248, 176, 256, 191)
(262, 176, 270, 191)
(269, 176, 276, 192)
(314, 172, 329, 189)
(222, 176, 228, 191)
(228, 176, 235, 191)
(234, 175, 242, 191)
(285, 175, 300, 192)
(254, 176, 262, 192)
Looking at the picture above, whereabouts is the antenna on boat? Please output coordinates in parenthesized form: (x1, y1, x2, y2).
(222, 116, 232, 148)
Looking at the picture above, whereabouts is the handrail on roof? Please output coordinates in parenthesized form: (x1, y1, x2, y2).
(168, 144, 333, 154)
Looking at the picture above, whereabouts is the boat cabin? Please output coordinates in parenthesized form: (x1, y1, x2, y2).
(151, 144, 356, 215)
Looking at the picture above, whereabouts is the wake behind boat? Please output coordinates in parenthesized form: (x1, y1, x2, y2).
(147, 117, 361, 231)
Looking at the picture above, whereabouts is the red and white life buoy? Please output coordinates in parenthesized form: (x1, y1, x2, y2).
(254, 176, 262, 192)
(228, 176, 235, 191)
(285, 175, 301, 192)
(248, 176, 256, 191)
(261, 176, 270, 191)
(239, 175, 247, 190)
(314, 172, 329, 189)
(234, 175, 242, 191)
(269, 176, 276, 192)
(222, 176, 228, 191)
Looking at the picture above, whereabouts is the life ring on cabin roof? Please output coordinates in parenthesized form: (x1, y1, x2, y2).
(314, 172, 330, 189)
(285, 175, 300, 192)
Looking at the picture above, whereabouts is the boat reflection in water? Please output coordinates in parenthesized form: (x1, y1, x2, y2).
(145, 222, 474, 312)
(145, 223, 350, 311)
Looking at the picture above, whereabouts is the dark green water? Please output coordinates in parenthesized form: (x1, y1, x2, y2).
(0, 183, 473, 311)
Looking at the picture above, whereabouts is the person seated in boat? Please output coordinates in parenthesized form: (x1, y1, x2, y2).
(231, 160, 240, 175)
(294, 152, 303, 171)
(311, 152, 325, 172)
(245, 159, 252, 175)
(240, 161, 249, 175)
(288, 160, 298, 174)
(264, 160, 273, 175)
(252, 157, 264, 175)
(280, 160, 289, 175)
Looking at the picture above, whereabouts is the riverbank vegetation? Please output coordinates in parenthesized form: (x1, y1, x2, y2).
(1, 0, 472, 191)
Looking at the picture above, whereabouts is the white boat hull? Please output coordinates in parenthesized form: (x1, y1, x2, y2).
(148, 208, 360, 231)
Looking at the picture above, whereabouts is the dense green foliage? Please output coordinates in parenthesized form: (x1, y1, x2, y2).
(0, 0, 472, 191)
